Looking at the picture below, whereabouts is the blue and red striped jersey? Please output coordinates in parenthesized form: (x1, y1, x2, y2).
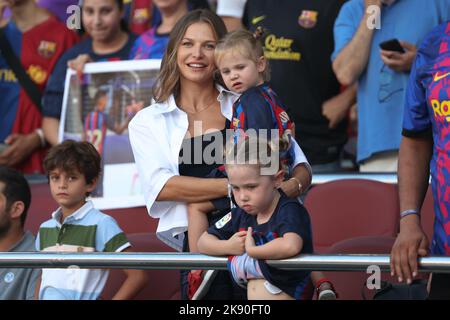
(403, 21, 450, 255)
(84, 111, 108, 155)
(0, 16, 79, 173)
(230, 83, 295, 173)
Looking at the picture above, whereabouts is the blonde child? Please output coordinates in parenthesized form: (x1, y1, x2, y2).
(188, 29, 336, 300)
(198, 137, 312, 300)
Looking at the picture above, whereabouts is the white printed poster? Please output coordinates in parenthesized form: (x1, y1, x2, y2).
(60, 59, 161, 209)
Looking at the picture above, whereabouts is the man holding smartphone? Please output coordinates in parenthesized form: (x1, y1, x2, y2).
(331, 0, 450, 172)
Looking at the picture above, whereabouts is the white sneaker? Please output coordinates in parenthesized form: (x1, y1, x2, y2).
(318, 289, 337, 300)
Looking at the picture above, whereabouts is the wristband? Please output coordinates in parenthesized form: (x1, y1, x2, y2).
(35, 128, 46, 148)
(400, 209, 420, 219)
(289, 177, 302, 193)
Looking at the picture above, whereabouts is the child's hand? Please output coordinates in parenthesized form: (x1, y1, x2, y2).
(245, 227, 256, 251)
(226, 230, 247, 255)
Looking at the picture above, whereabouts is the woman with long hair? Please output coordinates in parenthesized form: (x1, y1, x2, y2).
(129, 9, 312, 300)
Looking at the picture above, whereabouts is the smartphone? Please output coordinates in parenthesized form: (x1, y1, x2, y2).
(379, 39, 405, 53)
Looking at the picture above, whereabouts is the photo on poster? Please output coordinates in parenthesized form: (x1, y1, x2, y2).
(59, 59, 161, 209)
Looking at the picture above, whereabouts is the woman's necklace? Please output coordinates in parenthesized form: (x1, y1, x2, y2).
(182, 97, 217, 115)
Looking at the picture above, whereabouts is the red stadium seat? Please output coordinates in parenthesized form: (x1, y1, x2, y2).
(101, 233, 181, 300)
(26, 182, 55, 235)
(318, 236, 428, 300)
(304, 179, 400, 253)
(104, 207, 157, 234)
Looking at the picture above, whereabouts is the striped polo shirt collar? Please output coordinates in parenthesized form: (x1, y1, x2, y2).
(51, 201, 94, 226)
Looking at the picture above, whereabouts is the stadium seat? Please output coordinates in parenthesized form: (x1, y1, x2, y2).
(318, 236, 426, 300)
(26, 182, 55, 234)
(101, 233, 181, 300)
(104, 207, 157, 234)
(304, 179, 400, 253)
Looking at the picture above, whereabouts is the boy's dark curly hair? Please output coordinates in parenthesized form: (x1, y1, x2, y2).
(43, 140, 101, 190)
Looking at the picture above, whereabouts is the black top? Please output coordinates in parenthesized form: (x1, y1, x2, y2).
(243, 0, 347, 165)
(178, 128, 227, 178)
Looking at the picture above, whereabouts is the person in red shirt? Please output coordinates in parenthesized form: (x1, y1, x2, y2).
(0, 0, 79, 175)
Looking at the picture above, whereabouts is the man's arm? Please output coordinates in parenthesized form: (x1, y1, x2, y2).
(322, 84, 357, 129)
(332, 0, 381, 86)
(398, 135, 432, 214)
(390, 135, 432, 284)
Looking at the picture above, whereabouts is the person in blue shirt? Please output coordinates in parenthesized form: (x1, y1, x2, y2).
(332, 0, 450, 172)
(129, 0, 188, 60)
(0, 0, 79, 175)
(390, 21, 450, 299)
(123, 0, 209, 35)
(198, 137, 313, 300)
(41, 0, 138, 147)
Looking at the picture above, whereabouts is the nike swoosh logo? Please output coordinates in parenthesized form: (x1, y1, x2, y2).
(434, 71, 450, 82)
(252, 15, 266, 25)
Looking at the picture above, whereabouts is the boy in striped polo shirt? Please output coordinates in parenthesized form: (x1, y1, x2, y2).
(35, 140, 147, 300)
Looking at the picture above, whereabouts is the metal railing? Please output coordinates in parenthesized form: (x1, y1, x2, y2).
(1, 252, 450, 273)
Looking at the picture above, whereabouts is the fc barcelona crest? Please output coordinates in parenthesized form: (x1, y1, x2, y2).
(298, 10, 318, 29)
(133, 8, 150, 24)
(38, 41, 56, 58)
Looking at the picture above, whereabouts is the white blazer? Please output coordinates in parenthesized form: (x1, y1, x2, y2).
(129, 85, 310, 250)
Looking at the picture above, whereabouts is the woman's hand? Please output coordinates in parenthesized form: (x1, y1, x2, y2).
(280, 178, 301, 198)
(280, 163, 312, 198)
